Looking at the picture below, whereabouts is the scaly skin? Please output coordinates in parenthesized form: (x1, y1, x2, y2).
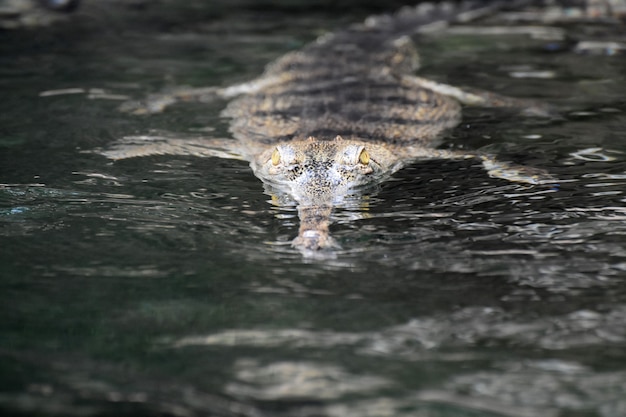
(101, 2, 558, 254)
(252, 137, 402, 250)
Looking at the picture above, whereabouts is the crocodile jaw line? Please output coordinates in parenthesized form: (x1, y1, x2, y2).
(251, 138, 385, 251)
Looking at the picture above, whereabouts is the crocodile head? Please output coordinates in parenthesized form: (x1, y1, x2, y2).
(252, 136, 397, 251)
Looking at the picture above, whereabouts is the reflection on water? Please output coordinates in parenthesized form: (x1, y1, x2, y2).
(226, 359, 391, 401)
(170, 306, 626, 414)
(1, 1, 626, 416)
(173, 306, 626, 354)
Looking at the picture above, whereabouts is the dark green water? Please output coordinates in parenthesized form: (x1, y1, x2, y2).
(2, 2, 626, 416)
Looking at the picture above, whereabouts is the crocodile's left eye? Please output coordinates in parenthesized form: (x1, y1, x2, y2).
(271, 145, 298, 167)
(271, 148, 281, 166)
(358, 148, 370, 165)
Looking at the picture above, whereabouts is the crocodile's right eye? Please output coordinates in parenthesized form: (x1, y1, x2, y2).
(358, 148, 370, 165)
(271, 148, 281, 166)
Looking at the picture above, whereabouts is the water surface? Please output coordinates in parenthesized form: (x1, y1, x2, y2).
(2, 2, 626, 416)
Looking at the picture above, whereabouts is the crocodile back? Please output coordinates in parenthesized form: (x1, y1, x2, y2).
(224, 70, 461, 147)
(222, 2, 524, 148)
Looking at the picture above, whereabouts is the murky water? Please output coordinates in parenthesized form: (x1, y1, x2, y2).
(2, 2, 626, 416)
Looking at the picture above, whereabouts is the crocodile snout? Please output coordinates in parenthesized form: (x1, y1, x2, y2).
(293, 205, 339, 251)
(293, 229, 337, 251)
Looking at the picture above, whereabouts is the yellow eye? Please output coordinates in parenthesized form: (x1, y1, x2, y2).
(271, 148, 281, 166)
(358, 148, 370, 165)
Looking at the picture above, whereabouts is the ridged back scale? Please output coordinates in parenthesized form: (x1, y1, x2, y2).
(220, 3, 487, 149)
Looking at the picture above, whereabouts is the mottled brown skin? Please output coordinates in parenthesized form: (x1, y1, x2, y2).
(252, 137, 402, 250)
(102, 3, 556, 254)
(218, 31, 467, 251)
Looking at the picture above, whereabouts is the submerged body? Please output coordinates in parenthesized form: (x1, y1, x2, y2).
(102, 1, 556, 253)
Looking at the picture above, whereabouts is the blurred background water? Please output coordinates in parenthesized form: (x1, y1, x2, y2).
(1, 1, 626, 416)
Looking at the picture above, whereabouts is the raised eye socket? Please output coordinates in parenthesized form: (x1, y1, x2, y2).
(358, 148, 370, 165)
(271, 148, 281, 166)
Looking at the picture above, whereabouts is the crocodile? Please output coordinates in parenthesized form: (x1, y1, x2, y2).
(101, 1, 559, 253)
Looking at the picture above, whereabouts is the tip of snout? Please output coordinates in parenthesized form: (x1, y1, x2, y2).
(292, 230, 340, 253)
